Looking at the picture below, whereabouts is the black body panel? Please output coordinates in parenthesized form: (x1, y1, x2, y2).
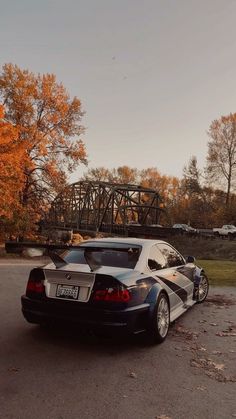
(21, 295, 150, 335)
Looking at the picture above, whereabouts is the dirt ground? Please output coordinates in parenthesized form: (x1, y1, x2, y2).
(169, 288, 236, 385)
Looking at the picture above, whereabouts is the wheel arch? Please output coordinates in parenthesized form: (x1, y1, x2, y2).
(194, 266, 207, 283)
(145, 283, 170, 319)
(200, 267, 206, 275)
(194, 268, 209, 303)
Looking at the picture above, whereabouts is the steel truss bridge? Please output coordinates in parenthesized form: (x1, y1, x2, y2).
(47, 181, 169, 236)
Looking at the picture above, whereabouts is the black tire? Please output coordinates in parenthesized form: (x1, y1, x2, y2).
(196, 274, 209, 303)
(147, 293, 170, 344)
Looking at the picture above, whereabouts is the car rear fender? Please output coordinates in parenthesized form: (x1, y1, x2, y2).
(145, 283, 169, 318)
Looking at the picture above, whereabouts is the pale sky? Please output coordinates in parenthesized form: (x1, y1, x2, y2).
(1, 0, 236, 181)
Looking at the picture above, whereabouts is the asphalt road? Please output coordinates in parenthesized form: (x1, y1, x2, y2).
(0, 260, 236, 419)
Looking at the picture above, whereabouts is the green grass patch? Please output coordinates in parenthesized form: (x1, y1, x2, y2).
(197, 259, 236, 287)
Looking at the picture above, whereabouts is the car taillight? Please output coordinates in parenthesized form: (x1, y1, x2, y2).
(93, 287, 131, 302)
(26, 281, 44, 294)
(26, 268, 45, 297)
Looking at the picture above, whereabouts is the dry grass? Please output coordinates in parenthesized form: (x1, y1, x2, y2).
(197, 259, 236, 286)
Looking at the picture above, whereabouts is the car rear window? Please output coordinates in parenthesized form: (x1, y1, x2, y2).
(62, 243, 141, 269)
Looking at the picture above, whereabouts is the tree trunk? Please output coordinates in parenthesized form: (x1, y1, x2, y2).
(226, 175, 231, 208)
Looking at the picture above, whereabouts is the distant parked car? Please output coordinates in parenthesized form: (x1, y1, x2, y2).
(173, 224, 197, 233)
(213, 225, 236, 239)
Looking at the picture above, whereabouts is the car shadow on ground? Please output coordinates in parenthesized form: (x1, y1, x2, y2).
(16, 297, 210, 355)
(23, 323, 157, 352)
(18, 313, 194, 358)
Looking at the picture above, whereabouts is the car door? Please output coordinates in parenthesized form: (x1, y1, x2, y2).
(148, 245, 183, 311)
(158, 243, 195, 304)
(147, 245, 184, 313)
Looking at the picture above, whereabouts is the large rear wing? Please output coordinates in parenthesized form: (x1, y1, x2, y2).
(5, 241, 141, 254)
(5, 241, 141, 272)
(5, 241, 82, 254)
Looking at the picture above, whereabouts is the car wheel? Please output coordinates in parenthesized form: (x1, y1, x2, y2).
(147, 293, 170, 343)
(196, 274, 209, 303)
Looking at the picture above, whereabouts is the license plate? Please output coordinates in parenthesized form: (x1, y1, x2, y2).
(56, 284, 79, 300)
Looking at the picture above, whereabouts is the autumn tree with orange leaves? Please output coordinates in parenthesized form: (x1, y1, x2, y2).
(0, 105, 25, 220)
(0, 64, 87, 236)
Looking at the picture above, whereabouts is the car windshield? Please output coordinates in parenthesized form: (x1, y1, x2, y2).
(62, 242, 141, 269)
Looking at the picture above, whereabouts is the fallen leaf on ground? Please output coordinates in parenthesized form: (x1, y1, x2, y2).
(172, 324, 197, 340)
(190, 357, 231, 382)
(196, 386, 207, 391)
(190, 359, 200, 368)
(129, 372, 137, 378)
(214, 363, 225, 371)
(8, 367, 19, 373)
(216, 332, 236, 337)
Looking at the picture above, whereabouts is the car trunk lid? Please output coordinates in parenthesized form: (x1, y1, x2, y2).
(43, 269, 96, 302)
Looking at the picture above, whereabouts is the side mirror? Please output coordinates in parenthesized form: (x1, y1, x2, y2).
(186, 255, 195, 264)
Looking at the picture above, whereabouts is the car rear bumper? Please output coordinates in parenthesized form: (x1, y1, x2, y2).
(21, 296, 150, 335)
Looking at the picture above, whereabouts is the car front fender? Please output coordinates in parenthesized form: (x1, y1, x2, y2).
(194, 266, 205, 285)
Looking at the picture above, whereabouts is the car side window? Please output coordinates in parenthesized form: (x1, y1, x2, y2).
(148, 246, 166, 271)
(158, 244, 185, 268)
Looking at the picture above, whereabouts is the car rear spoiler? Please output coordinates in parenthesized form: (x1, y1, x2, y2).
(48, 251, 68, 269)
(5, 241, 140, 272)
(48, 250, 102, 272)
(5, 241, 82, 254)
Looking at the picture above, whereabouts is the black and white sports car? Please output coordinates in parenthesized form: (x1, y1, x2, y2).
(21, 238, 209, 343)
